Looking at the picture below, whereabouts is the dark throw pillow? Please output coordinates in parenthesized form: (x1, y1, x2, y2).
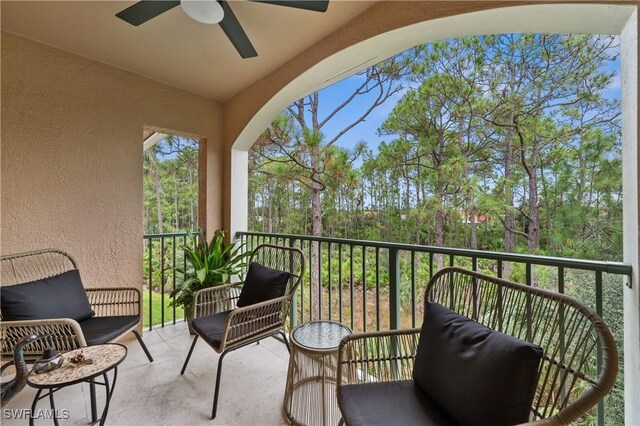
(413, 302, 543, 426)
(236, 262, 290, 307)
(1, 269, 94, 322)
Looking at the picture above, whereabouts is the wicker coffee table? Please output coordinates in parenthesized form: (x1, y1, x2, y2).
(27, 344, 127, 426)
(283, 321, 351, 426)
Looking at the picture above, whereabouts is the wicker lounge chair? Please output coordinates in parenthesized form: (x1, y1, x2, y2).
(336, 267, 618, 426)
(1, 249, 153, 363)
(180, 243, 304, 419)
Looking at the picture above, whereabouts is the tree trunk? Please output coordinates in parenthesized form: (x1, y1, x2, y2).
(457, 115, 477, 251)
(434, 186, 445, 269)
(268, 195, 273, 234)
(174, 192, 178, 230)
(261, 188, 266, 233)
(469, 212, 478, 250)
(405, 175, 411, 241)
(143, 204, 149, 237)
(189, 168, 196, 229)
(527, 138, 540, 254)
(503, 125, 515, 279)
(310, 185, 322, 321)
(149, 152, 164, 234)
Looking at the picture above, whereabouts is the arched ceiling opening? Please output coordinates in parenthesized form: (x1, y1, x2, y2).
(229, 3, 636, 152)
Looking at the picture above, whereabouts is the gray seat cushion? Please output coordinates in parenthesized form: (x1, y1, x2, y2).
(79, 315, 139, 346)
(191, 310, 233, 350)
(338, 381, 458, 426)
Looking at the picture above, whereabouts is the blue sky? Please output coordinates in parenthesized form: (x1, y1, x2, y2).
(317, 75, 400, 153)
(156, 37, 621, 161)
(315, 37, 621, 156)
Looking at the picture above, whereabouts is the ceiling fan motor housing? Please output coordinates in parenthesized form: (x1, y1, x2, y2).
(181, 0, 224, 24)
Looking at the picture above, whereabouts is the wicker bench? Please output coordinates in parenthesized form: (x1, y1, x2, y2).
(1, 249, 153, 363)
(337, 267, 618, 426)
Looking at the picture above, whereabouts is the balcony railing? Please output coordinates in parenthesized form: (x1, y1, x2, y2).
(237, 231, 632, 426)
(142, 232, 193, 329)
(143, 231, 632, 425)
(237, 231, 631, 328)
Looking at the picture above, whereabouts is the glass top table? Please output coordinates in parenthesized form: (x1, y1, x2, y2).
(292, 320, 352, 351)
(285, 321, 352, 426)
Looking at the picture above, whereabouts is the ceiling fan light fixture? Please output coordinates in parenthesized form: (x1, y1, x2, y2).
(181, 0, 224, 24)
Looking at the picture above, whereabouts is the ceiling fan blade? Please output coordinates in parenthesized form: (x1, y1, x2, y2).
(219, 2, 258, 59)
(251, 1, 329, 13)
(116, 1, 181, 26)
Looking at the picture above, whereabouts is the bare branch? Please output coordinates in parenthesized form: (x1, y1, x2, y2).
(498, 216, 529, 239)
(326, 71, 401, 146)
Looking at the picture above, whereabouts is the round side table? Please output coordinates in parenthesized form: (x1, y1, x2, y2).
(283, 321, 351, 426)
(27, 344, 127, 426)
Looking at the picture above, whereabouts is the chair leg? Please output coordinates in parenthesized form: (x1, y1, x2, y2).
(132, 330, 154, 362)
(278, 331, 291, 354)
(181, 335, 199, 375)
(211, 351, 228, 420)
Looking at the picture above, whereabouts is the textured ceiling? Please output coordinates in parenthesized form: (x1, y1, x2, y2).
(1, 0, 374, 101)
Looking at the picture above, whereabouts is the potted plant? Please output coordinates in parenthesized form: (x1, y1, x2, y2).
(170, 229, 251, 333)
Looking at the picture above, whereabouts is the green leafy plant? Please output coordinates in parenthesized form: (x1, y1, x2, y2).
(170, 229, 252, 320)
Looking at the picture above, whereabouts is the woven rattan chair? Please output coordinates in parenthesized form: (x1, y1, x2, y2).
(180, 243, 305, 419)
(337, 267, 618, 426)
(1, 249, 153, 363)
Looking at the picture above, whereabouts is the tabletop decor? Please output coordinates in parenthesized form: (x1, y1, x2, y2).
(33, 347, 64, 374)
(1, 334, 42, 405)
(68, 350, 94, 366)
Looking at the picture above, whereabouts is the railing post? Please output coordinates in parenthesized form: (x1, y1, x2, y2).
(389, 248, 401, 330)
(172, 236, 177, 325)
(595, 270, 604, 426)
(148, 238, 153, 331)
(160, 236, 165, 327)
(389, 248, 402, 379)
(289, 238, 298, 328)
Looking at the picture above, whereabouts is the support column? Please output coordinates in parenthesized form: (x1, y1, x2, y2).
(230, 148, 248, 240)
(621, 8, 639, 426)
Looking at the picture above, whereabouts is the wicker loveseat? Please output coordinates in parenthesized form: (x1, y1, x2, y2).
(337, 267, 618, 426)
(1, 249, 153, 362)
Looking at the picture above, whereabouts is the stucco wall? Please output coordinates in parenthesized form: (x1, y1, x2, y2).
(1, 33, 223, 289)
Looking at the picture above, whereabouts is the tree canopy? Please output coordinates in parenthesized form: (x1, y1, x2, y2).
(249, 34, 621, 265)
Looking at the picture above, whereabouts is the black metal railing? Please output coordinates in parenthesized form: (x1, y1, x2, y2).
(237, 231, 632, 426)
(142, 232, 195, 330)
(237, 231, 631, 329)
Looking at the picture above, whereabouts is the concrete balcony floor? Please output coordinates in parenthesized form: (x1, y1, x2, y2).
(3, 322, 290, 425)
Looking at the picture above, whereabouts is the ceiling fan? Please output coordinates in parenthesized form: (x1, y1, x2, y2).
(116, 0, 330, 59)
